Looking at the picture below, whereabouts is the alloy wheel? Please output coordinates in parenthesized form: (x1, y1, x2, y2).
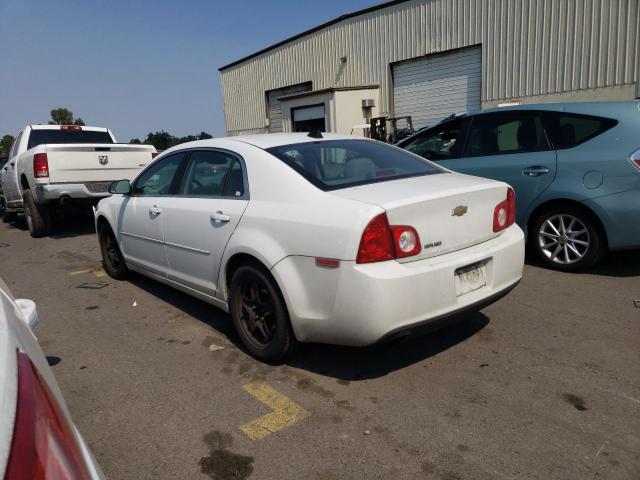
(538, 214, 590, 265)
(238, 277, 277, 347)
(103, 232, 121, 269)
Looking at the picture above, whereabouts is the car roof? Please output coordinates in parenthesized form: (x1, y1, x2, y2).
(227, 132, 356, 149)
(481, 100, 639, 115)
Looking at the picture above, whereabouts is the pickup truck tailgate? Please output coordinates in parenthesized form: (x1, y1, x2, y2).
(45, 144, 155, 183)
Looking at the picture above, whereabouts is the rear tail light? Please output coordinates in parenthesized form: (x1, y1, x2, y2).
(33, 153, 49, 178)
(151, 152, 159, 159)
(390, 225, 421, 258)
(5, 351, 91, 480)
(493, 187, 516, 232)
(631, 148, 640, 170)
(356, 213, 422, 263)
(59, 125, 82, 131)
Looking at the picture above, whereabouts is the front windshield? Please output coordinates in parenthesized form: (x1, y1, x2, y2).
(266, 139, 442, 191)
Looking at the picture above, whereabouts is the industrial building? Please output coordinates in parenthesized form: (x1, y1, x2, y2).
(219, 0, 640, 137)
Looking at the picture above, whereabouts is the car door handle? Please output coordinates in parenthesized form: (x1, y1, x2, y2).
(149, 206, 162, 215)
(522, 166, 550, 177)
(210, 211, 230, 223)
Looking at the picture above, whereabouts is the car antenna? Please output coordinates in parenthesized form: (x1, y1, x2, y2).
(307, 130, 323, 139)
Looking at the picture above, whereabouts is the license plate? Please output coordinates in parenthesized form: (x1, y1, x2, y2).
(454, 262, 487, 297)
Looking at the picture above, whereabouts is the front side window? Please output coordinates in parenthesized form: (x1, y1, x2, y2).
(180, 150, 244, 197)
(465, 112, 550, 157)
(133, 153, 185, 196)
(544, 112, 618, 149)
(402, 120, 465, 160)
(266, 139, 442, 191)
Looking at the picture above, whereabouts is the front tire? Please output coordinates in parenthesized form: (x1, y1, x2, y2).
(530, 205, 605, 272)
(229, 264, 296, 363)
(22, 189, 51, 237)
(98, 222, 129, 279)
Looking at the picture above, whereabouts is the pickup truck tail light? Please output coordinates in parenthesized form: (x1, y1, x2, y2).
(356, 213, 422, 263)
(151, 152, 159, 159)
(493, 188, 516, 232)
(5, 351, 91, 480)
(33, 153, 49, 178)
(59, 125, 82, 131)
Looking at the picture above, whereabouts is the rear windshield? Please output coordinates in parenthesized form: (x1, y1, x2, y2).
(266, 139, 442, 191)
(27, 129, 114, 150)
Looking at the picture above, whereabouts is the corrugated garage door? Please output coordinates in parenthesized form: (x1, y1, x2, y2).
(267, 82, 312, 133)
(393, 47, 482, 129)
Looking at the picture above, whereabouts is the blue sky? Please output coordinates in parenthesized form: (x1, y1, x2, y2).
(0, 0, 378, 142)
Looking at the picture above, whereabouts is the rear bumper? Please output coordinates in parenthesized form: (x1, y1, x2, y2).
(34, 182, 112, 204)
(272, 224, 525, 346)
(583, 188, 640, 250)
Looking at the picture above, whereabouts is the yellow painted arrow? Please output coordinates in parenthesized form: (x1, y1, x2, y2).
(69, 267, 107, 278)
(240, 381, 309, 440)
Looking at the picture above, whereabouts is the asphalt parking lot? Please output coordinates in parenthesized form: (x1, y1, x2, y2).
(1, 215, 639, 480)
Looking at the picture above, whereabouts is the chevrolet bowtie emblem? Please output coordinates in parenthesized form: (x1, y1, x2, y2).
(451, 205, 468, 217)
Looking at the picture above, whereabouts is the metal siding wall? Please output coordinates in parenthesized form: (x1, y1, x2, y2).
(220, 0, 640, 134)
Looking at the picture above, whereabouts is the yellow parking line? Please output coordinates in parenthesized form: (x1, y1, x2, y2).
(69, 269, 93, 276)
(240, 381, 309, 440)
(69, 267, 107, 278)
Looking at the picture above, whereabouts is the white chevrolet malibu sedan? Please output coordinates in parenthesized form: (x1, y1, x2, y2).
(0, 278, 104, 479)
(95, 133, 524, 362)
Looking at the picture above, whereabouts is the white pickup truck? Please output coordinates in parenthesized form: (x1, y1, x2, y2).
(0, 124, 156, 237)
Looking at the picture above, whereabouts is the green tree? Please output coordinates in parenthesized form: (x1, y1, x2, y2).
(141, 131, 214, 150)
(1, 135, 14, 157)
(48, 107, 85, 126)
(129, 138, 142, 144)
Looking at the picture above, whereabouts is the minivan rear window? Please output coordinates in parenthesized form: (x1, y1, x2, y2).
(266, 139, 442, 191)
(544, 113, 617, 149)
(27, 130, 114, 150)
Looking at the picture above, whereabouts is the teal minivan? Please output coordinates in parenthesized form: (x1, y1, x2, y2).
(397, 101, 640, 271)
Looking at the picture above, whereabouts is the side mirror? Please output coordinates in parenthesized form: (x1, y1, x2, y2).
(110, 179, 131, 195)
(15, 299, 38, 330)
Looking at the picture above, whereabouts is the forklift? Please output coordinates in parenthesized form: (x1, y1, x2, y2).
(369, 116, 415, 144)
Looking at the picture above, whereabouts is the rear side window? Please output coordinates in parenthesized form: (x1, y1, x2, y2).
(27, 130, 114, 150)
(544, 112, 617, 149)
(180, 150, 244, 197)
(266, 139, 442, 191)
(464, 112, 550, 157)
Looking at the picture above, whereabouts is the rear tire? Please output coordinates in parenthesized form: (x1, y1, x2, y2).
(98, 222, 129, 280)
(22, 189, 51, 237)
(229, 264, 297, 363)
(529, 204, 605, 272)
(2, 211, 17, 223)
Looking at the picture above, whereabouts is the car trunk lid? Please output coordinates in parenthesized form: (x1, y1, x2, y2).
(331, 173, 510, 261)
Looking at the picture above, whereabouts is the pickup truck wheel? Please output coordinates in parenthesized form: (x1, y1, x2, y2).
(2, 211, 17, 223)
(229, 265, 297, 363)
(98, 223, 129, 280)
(22, 190, 51, 237)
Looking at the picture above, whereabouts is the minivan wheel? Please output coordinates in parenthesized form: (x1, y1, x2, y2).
(530, 205, 604, 272)
(98, 223, 129, 279)
(22, 189, 51, 237)
(229, 265, 296, 363)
